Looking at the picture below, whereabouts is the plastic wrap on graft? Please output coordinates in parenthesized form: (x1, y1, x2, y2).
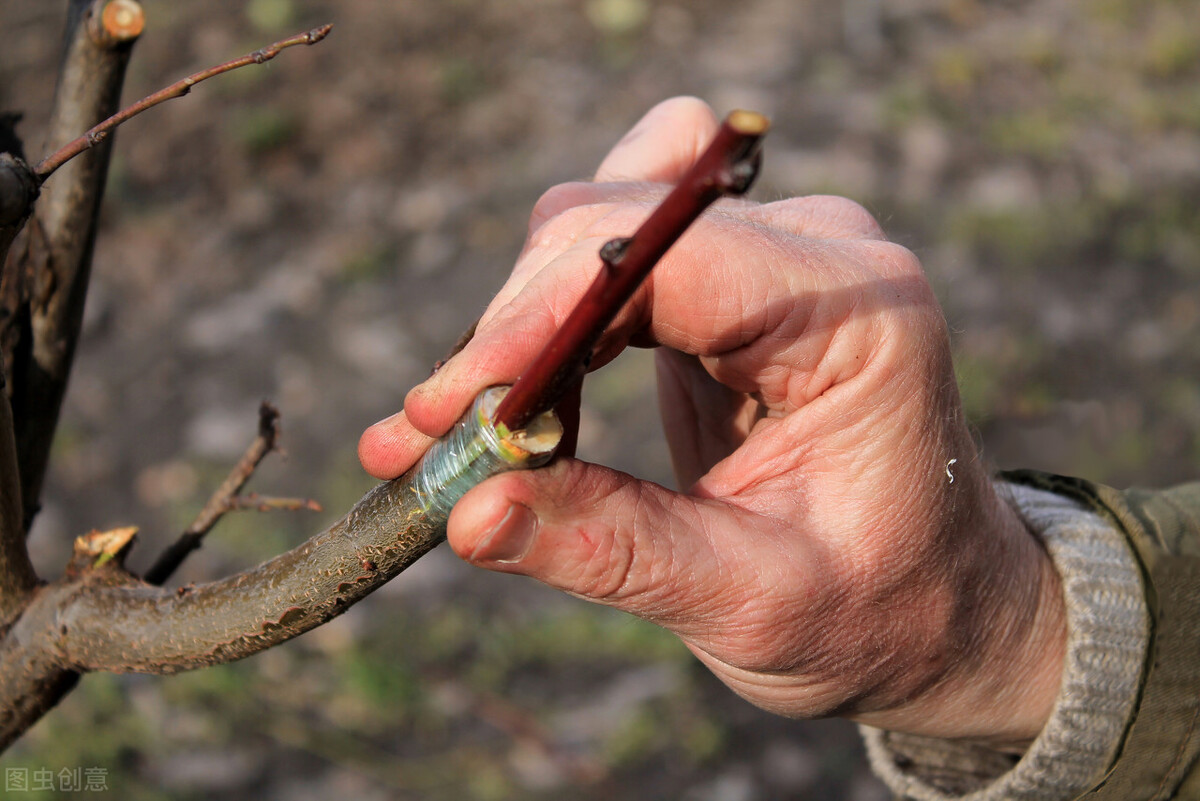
(409, 386, 561, 522)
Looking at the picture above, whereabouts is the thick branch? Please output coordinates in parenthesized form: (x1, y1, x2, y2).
(8, 0, 142, 533)
(491, 110, 770, 432)
(0, 370, 35, 629)
(0, 158, 37, 627)
(0, 399, 560, 748)
(0, 151, 38, 382)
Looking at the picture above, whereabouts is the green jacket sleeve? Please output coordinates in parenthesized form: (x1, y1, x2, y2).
(1006, 470, 1200, 799)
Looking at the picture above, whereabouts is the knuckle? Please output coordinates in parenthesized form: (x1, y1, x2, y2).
(527, 182, 602, 240)
(862, 239, 926, 280)
(816, 196, 886, 239)
(765, 195, 888, 240)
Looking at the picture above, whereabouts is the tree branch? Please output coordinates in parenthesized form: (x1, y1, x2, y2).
(144, 402, 290, 586)
(7, 0, 144, 534)
(34, 23, 333, 182)
(0, 369, 36, 630)
(491, 110, 770, 432)
(7, 10, 332, 534)
(0, 399, 561, 750)
(0, 159, 37, 629)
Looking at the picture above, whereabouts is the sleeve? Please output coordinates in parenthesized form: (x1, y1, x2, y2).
(862, 471, 1200, 800)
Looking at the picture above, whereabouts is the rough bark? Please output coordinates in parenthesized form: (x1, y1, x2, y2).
(0, 123, 41, 632)
(9, 0, 140, 532)
(0, 370, 36, 629)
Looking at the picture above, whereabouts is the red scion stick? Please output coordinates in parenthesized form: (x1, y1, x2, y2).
(491, 109, 770, 433)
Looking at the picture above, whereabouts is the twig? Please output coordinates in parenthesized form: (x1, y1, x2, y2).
(491, 110, 770, 432)
(34, 24, 333, 181)
(226, 493, 322, 514)
(144, 403, 305, 586)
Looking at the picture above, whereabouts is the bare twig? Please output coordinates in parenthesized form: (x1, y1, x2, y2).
(225, 493, 323, 514)
(491, 110, 770, 432)
(34, 24, 334, 181)
(145, 403, 308, 586)
(0, 153, 38, 356)
(0, 12, 343, 746)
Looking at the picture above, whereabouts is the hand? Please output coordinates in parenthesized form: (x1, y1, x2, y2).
(359, 97, 1066, 749)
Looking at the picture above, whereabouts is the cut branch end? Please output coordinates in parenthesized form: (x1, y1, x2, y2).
(94, 0, 146, 45)
(726, 109, 770, 136)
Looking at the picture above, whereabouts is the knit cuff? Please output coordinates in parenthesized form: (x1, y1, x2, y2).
(862, 482, 1150, 801)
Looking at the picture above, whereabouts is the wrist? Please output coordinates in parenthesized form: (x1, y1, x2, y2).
(858, 477, 1068, 748)
(863, 481, 1149, 799)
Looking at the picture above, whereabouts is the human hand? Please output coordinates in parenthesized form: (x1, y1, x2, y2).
(359, 97, 1066, 750)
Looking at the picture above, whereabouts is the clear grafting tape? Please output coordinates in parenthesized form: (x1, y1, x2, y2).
(409, 386, 562, 522)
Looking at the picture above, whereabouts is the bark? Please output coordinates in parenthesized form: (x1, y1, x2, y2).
(0, 369, 36, 629)
(0, 127, 41, 632)
(9, 0, 140, 532)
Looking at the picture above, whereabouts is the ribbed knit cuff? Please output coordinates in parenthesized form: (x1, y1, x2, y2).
(862, 482, 1150, 801)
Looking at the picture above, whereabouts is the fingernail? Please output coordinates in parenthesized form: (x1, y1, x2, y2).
(471, 503, 538, 564)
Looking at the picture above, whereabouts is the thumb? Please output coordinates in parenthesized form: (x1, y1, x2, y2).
(446, 458, 741, 627)
(594, 96, 721, 183)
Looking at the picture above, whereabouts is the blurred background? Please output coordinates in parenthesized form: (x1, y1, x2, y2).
(2, 0, 1199, 798)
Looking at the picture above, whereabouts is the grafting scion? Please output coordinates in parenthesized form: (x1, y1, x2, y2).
(490, 110, 770, 433)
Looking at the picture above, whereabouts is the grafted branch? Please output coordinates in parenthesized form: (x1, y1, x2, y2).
(491, 110, 770, 432)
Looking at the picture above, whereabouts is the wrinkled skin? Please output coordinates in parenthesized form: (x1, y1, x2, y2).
(360, 97, 1065, 750)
